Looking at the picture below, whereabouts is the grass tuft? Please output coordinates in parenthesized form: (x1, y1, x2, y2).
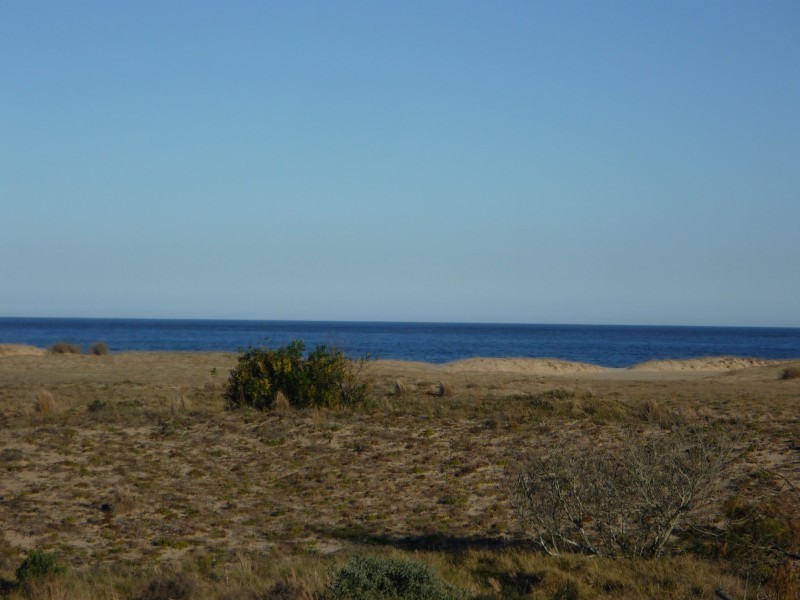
(32, 388, 56, 416)
(49, 341, 81, 354)
(431, 382, 454, 397)
(138, 571, 196, 600)
(89, 341, 109, 355)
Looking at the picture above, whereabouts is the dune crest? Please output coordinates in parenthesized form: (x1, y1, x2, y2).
(630, 356, 775, 371)
(442, 357, 607, 374)
(0, 344, 46, 357)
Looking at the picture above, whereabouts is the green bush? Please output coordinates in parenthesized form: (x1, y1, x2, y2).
(329, 555, 461, 600)
(15, 550, 65, 583)
(225, 340, 370, 410)
(49, 341, 81, 354)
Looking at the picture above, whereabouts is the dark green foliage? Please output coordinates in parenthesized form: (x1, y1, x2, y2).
(225, 340, 370, 410)
(328, 555, 461, 600)
(15, 550, 65, 583)
(49, 341, 81, 354)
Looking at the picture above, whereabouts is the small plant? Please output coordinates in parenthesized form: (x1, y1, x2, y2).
(328, 555, 462, 600)
(260, 572, 314, 600)
(138, 570, 196, 600)
(87, 399, 107, 412)
(89, 341, 109, 355)
(49, 341, 81, 354)
(430, 382, 453, 397)
(225, 340, 370, 410)
(780, 366, 800, 380)
(15, 550, 65, 584)
(32, 388, 56, 416)
(272, 390, 291, 414)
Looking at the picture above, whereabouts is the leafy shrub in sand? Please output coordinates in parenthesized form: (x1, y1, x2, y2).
(329, 555, 462, 600)
(225, 340, 370, 410)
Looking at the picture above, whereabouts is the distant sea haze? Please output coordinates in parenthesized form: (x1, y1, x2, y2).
(2, 318, 800, 368)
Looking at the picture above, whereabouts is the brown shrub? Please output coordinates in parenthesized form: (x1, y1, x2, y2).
(511, 422, 741, 558)
(89, 341, 109, 355)
(780, 366, 800, 380)
(431, 382, 453, 397)
(49, 341, 80, 354)
(260, 574, 315, 599)
(138, 571, 196, 600)
(638, 399, 662, 422)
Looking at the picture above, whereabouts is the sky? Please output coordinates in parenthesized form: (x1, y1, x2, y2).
(2, 1, 799, 326)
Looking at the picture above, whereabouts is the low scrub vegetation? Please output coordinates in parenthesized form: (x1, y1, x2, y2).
(15, 550, 65, 585)
(49, 341, 81, 354)
(780, 366, 800, 380)
(2, 352, 799, 598)
(225, 340, 370, 410)
(89, 341, 109, 355)
(511, 422, 740, 558)
(329, 555, 462, 600)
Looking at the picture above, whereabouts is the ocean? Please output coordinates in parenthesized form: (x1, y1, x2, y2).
(1, 317, 799, 368)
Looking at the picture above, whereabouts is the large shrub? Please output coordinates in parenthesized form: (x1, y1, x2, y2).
(329, 555, 462, 600)
(510, 422, 740, 558)
(225, 340, 369, 410)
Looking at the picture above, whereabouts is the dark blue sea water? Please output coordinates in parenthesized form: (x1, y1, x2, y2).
(1, 317, 799, 368)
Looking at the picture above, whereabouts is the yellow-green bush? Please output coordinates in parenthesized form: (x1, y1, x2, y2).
(225, 340, 369, 410)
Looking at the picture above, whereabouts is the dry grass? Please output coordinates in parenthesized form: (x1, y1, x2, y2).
(393, 380, 407, 396)
(48, 341, 80, 355)
(272, 390, 291, 414)
(88, 342, 109, 356)
(31, 388, 56, 417)
(0, 352, 798, 598)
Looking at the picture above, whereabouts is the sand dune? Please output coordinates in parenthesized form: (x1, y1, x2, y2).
(0, 344, 46, 357)
(442, 357, 608, 374)
(629, 356, 775, 371)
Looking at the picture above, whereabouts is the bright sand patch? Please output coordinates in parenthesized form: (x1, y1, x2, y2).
(630, 356, 776, 371)
(442, 357, 607, 374)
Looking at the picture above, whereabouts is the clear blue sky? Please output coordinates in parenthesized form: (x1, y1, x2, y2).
(2, 1, 798, 326)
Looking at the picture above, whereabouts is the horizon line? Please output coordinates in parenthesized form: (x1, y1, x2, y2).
(1, 315, 798, 330)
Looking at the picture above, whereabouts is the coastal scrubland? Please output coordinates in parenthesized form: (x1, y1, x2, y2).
(0, 346, 798, 599)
